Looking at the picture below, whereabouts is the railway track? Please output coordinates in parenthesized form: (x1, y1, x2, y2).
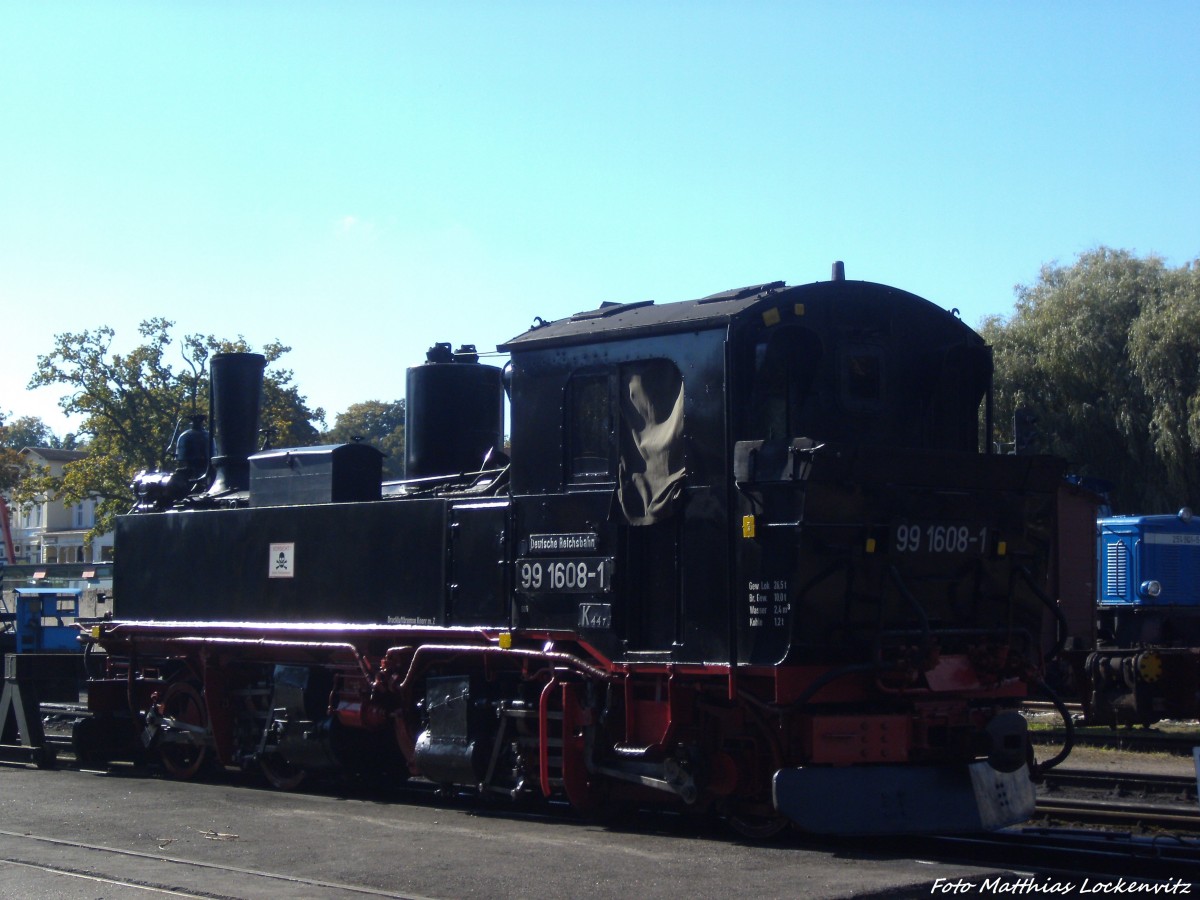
(1031, 725, 1200, 755)
(1032, 767, 1200, 834)
(1042, 768, 1198, 803)
(0, 828, 426, 900)
(1034, 796, 1200, 832)
(1023, 700, 1200, 756)
(1023, 700, 1084, 717)
(7, 740, 1200, 890)
(916, 828, 1200, 883)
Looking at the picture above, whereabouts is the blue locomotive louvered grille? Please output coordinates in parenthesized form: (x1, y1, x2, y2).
(1104, 541, 1128, 599)
(1160, 546, 1181, 596)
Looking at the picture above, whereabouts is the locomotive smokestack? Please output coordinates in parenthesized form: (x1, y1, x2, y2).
(832, 261, 846, 281)
(208, 352, 266, 495)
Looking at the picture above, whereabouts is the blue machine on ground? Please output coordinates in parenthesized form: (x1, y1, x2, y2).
(0, 586, 86, 766)
(6, 588, 83, 654)
(1082, 508, 1200, 725)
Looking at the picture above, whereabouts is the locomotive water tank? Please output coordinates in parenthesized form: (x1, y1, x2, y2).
(404, 343, 504, 479)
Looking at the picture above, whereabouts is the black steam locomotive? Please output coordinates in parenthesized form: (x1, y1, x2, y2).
(79, 265, 1070, 836)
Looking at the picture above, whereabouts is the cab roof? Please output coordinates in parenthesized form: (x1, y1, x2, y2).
(497, 278, 953, 352)
(498, 281, 787, 352)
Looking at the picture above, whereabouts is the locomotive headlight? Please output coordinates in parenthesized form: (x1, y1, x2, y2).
(1139, 580, 1162, 598)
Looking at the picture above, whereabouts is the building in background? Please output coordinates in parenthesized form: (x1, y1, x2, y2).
(3, 447, 113, 565)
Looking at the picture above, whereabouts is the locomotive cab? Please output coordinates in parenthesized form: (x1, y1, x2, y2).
(501, 276, 1059, 665)
(501, 271, 1064, 832)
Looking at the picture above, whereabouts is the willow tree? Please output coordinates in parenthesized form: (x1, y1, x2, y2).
(981, 248, 1200, 513)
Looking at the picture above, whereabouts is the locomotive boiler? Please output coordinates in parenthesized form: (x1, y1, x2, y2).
(79, 265, 1071, 836)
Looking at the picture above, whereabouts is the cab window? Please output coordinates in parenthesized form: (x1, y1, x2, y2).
(567, 371, 614, 482)
(750, 325, 823, 441)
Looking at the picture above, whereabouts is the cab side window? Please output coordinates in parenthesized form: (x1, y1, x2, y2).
(843, 346, 883, 410)
(751, 325, 823, 441)
(567, 371, 615, 483)
(566, 360, 687, 525)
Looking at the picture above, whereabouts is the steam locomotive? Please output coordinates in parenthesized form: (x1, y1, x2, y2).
(77, 265, 1072, 836)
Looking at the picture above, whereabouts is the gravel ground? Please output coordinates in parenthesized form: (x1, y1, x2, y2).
(1034, 717, 1199, 776)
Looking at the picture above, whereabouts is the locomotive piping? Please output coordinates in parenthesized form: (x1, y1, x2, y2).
(156, 636, 371, 678)
(1029, 677, 1074, 777)
(538, 676, 559, 796)
(387, 643, 613, 689)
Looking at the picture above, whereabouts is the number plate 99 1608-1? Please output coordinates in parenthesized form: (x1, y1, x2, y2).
(516, 557, 613, 593)
(893, 523, 989, 555)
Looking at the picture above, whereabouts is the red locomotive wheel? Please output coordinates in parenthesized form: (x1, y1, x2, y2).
(158, 682, 210, 780)
(724, 712, 790, 839)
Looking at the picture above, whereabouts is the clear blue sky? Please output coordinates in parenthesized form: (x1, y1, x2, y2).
(2, 1, 1197, 438)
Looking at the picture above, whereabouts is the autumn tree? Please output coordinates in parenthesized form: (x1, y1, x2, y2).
(324, 399, 406, 479)
(982, 248, 1200, 512)
(27, 319, 325, 537)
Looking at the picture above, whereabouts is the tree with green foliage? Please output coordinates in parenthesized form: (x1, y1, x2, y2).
(323, 399, 406, 480)
(1128, 260, 1200, 507)
(26, 318, 325, 537)
(982, 247, 1200, 513)
(1, 414, 61, 452)
(1, 414, 61, 492)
